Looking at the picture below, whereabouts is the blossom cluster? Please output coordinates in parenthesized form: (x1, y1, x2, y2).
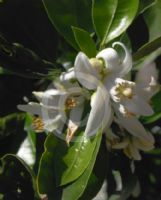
(18, 42, 158, 160)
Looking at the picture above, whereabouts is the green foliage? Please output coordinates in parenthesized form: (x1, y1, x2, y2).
(37, 131, 102, 199)
(92, 0, 139, 47)
(139, 0, 157, 14)
(0, 154, 38, 199)
(72, 27, 97, 57)
(43, 0, 92, 50)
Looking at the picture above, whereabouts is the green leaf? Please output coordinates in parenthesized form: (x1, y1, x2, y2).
(92, 0, 139, 47)
(0, 154, 38, 199)
(144, 0, 161, 41)
(133, 36, 161, 61)
(72, 27, 97, 57)
(79, 142, 108, 200)
(62, 131, 102, 200)
(37, 132, 103, 199)
(141, 90, 161, 124)
(38, 130, 101, 188)
(0, 113, 25, 140)
(43, 0, 93, 50)
(138, 0, 157, 14)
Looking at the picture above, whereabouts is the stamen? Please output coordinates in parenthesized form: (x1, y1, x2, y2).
(32, 117, 44, 132)
(65, 97, 77, 109)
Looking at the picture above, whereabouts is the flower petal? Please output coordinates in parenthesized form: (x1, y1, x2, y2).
(112, 42, 132, 76)
(74, 52, 99, 90)
(133, 132, 155, 151)
(85, 86, 112, 137)
(123, 96, 154, 116)
(135, 62, 158, 87)
(96, 47, 120, 72)
(116, 115, 148, 139)
(60, 67, 75, 82)
(17, 102, 42, 116)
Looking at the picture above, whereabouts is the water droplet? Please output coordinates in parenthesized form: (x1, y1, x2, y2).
(75, 148, 79, 152)
(74, 164, 77, 168)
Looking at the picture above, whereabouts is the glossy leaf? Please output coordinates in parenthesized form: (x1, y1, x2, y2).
(92, 0, 139, 46)
(62, 131, 102, 200)
(133, 36, 161, 61)
(72, 27, 97, 57)
(139, 0, 157, 14)
(38, 131, 101, 188)
(43, 0, 92, 50)
(144, 0, 161, 41)
(0, 154, 37, 199)
(79, 141, 108, 200)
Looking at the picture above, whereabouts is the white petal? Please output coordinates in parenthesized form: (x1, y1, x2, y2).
(123, 96, 154, 116)
(18, 102, 42, 116)
(133, 132, 155, 151)
(112, 138, 129, 149)
(112, 42, 132, 76)
(128, 144, 142, 160)
(136, 62, 158, 87)
(32, 91, 44, 101)
(74, 52, 99, 90)
(41, 89, 67, 108)
(96, 47, 120, 72)
(43, 115, 62, 132)
(60, 67, 76, 82)
(69, 105, 84, 125)
(116, 115, 148, 139)
(85, 86, 112, 137)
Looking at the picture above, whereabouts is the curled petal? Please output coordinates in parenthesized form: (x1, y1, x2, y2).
(74, 52, 100, 90)
(96, 48, 120, 72)
(85, 86, 112, 137)
(112, 42, 132, 76)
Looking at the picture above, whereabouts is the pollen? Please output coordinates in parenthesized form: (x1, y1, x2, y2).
(122, 87, 133, 98)
(32, 117, 44, 132)
(65, 97, 77, 109)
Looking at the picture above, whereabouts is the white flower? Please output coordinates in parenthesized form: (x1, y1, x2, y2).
(108, 132, 155, 160)
(110, 62, 158, 139)
(18, 81, 86, 137)
(74, 42, 132, 137)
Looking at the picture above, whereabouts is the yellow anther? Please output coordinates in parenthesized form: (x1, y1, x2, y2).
(32, 117, 44, 132)
(65, 97, 77, 109)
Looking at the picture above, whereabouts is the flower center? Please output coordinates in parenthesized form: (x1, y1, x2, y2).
(89, 58, 104, 74)
(32, 117, 44, 132)
(65, 97, 77, 109)
(111, 80, 135, 102)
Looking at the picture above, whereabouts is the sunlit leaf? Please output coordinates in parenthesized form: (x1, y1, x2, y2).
(92, 0, 139, 47)
(61, 131, 102, 200)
